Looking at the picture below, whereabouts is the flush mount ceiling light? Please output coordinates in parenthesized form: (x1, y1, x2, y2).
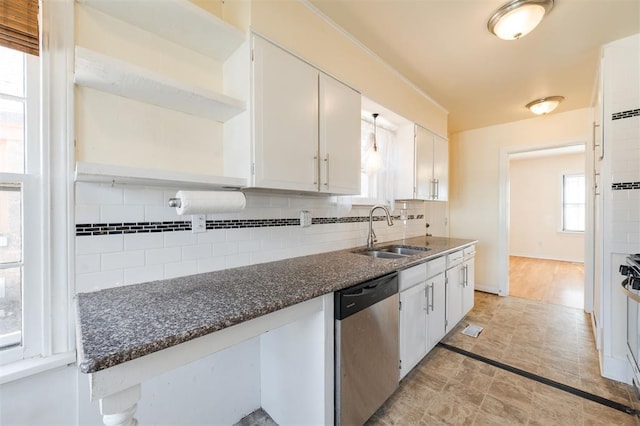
(487, 0, 554, 40)
(526, 96, 564, 114)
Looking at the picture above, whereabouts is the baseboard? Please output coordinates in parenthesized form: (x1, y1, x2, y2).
(475, 285, 502, 296)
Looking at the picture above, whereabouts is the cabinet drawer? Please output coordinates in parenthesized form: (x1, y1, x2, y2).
(399, 263, 427, 291)
(447, 250, 464, 267)
(426, 256, 446, 279)
(463, 245, 475, 257)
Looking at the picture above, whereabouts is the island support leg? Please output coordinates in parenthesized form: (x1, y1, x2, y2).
(99, 384, 141, 426)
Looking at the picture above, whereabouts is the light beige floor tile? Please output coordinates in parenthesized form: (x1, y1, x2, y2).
(528, 390, 584, 425)
(582, 399, 639, 426)
(486, 377, 534, 413)
(451, 364, 494, 394)
(423, 393, 478, 426)
(477, 394, 529, 425)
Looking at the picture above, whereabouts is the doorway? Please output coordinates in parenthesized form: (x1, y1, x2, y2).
(498, 142, 589, 310)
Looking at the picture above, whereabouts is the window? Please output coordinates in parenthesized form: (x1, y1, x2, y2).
(358, 119, 396, 204)
(562, 174, 585, 232)
(0, 44, 41, 363)
(0, 1, 75, 380)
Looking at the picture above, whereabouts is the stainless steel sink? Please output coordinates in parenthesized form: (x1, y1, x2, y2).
(358, 250, 408, 259)
(354, 245, 430, 259)
(378, 245, 431, 256)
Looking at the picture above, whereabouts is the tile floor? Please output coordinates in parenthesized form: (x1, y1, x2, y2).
(369, 291, 639, 425)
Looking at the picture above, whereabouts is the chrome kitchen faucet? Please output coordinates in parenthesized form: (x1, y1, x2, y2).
(367, 204, 394, 249)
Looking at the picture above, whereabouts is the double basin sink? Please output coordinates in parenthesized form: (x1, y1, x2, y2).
(355, 245, 431, 259)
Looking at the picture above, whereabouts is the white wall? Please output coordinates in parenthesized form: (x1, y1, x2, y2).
(449, 108, 592, 292)
(509, 153, 585, 262)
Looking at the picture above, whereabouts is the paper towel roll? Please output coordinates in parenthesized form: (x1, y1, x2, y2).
(174, 191, 246, 215)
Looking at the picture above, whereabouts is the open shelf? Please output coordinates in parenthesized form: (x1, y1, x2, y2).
(74, 47, 245, 122)
(75, 162, 247, 190)
(77, 0, 245, 61)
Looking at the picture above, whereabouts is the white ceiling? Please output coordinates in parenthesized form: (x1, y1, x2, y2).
(307, 0, 640, 134)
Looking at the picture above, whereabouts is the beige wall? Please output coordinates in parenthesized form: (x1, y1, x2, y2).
(248, 1, 448, 136)
(509, 153, 585, 262)
(449, 108, 592, 290)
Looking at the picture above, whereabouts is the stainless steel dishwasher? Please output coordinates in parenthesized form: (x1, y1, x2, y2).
(335, 272, 399, 426)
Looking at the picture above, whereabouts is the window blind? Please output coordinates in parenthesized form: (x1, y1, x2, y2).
(0, 0, 39, 56)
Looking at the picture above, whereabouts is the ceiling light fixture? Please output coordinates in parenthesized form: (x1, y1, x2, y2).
(365, 113, 382, 175)
(526, 96, 564, 115)
(487, 0, 554, 40)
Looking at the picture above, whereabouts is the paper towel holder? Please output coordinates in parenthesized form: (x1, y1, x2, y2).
(168, 198, 181, 208)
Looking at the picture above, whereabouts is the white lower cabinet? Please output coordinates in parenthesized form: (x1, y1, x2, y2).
(399, 281, 428, 378)
(446, 246, 476, 334)
(399, 258, 446, 379)
(462, 247, 476, 315)
(426, 273, 446, 352)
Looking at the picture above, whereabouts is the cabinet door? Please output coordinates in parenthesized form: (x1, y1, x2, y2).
(446, 263, 464, 333)
(426, 273, 446, 352)
(319, 74, 361, 195)
(433, 134, 448, 201)
(252, 37, 319, 192)
(399, 283, 427, 379)
(415, 125, 433, 200)
(394, 123, 417, 200)
(462, 258, 475, 316)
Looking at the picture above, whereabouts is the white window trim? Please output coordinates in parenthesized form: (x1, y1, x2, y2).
(559, 172, 586, 234)
(0, 0, 76, 383)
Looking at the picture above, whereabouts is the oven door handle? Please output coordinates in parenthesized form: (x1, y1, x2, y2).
(621, 278, 640, 304)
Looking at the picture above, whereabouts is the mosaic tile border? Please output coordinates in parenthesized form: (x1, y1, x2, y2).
(612, 109, 640, 121)
(76, 214, 425, 236)
(612, 182, 640, 191)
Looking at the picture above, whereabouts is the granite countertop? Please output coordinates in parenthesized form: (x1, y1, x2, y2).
(75, 236, 477, 374)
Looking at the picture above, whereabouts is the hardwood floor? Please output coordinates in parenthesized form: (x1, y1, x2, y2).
(509, 256, 584, 309)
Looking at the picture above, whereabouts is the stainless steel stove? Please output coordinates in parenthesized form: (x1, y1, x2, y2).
(621, 254, 640, 397)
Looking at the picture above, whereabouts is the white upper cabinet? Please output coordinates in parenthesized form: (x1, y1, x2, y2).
(252, 36, 319, 192)
(319, 74, 361, 194)
(415, 125, 434, 200)
(251, 36, 361, 194)
(396, 124, 449, 201)
(433, 133, 449, 201)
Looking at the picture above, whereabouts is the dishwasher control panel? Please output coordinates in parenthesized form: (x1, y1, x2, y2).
(334, 272, 398, 320)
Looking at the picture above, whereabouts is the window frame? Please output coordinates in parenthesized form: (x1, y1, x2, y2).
(560, 172, 586, 233)
(352, 118, 396, 206)
(0, 49, 43, 364)
(0, 0, 76, 383)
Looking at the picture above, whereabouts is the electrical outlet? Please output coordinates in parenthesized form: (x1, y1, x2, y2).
(300, 210, 312, 228)
(191, 214, 206, 233)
